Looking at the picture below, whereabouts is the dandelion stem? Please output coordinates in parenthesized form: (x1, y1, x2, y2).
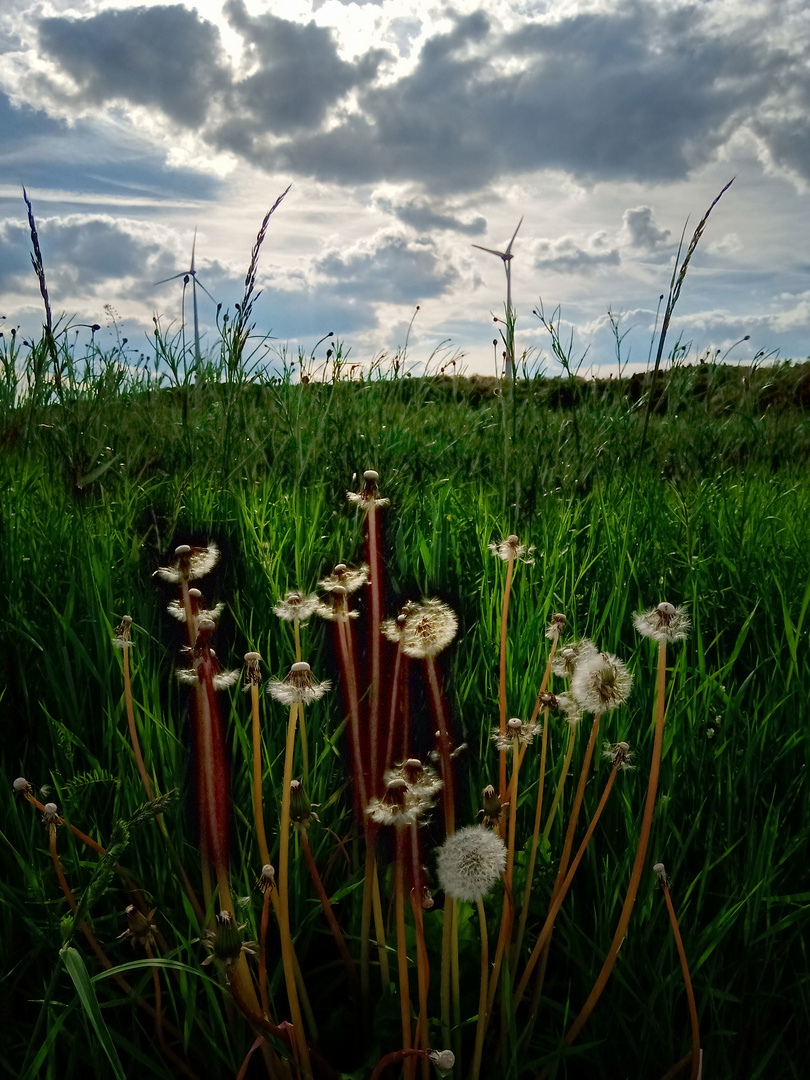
(451, 898, 462, 1073)
(259, 883, 272, 1021)
(278, 701, 313, 1079)
(563, 643, 668, 1046)
(542, 720, 577, 843)
(486, 742, 521, 1017)
(514, 754, 622, 1007)
(659, 875, 701, 1080)
(426, 657, 455, 835)
(441, 897, 453, 1058)
(470, 897, 490, 1080)
(251, 680, 271, 867)
(498, 552, 516, 818)
(408, 871, 430, 1080)
(299, 827, 358, 992)
(371, 853, 391, 989)
(395, 832, 413, 1059)
(513, 699, 551, 966)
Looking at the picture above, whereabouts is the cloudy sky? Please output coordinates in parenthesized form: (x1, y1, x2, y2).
(1, 0, 809, 377)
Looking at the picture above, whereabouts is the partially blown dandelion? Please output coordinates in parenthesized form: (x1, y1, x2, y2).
(634, 601, 691, 644)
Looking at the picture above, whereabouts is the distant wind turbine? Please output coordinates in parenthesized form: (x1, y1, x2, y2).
(473, 216, 523, 378)
(154, 229, 217, 362)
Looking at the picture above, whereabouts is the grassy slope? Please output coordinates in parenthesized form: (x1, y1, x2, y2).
(1, 358, 809, 1079)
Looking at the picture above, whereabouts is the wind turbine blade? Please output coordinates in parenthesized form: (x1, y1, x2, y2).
(153, 272, 187, 286)
(504, 216, 524, 256)
(472, 244, 507, 258)
(190, 227, 197, 274)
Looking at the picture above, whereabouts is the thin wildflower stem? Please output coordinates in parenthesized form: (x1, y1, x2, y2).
(278, 701, 313, 1079)
(299, 828, 359, 993)
(293, 619, 310, 782)
(552, 713, 601, 899)
(513, 700, 550, 967)
(408, 882, 430, 1080)
(385, 641, 404, 773)
(514, 752, 623, 1007)
(440, 897, 453, 1058)
(122, 635, 154, 801)
(251, 677, 271, 867)
(371, 854, 391, 989)
(542, 721, 578, 843)
(486, 741, 521, 1017)
(498, 551, 516, 820)
(657, 866, 701, 1080)
(470, 897, 490, 1080)
(425, 657, 455, 835)
(368, 498, 383, 795)
(395, 831, 413, 1061)
(450, 897, 462, 1072)
(259, 883, 272, 1020)
(563, 642, 668, 1047)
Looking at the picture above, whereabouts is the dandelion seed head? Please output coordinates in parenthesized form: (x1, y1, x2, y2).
(552, 639, 598, 679)
(347, 470, 390, 510)
(602, 740, 634, 770)
(319, 563, 369, 594)
(489, 534, 535, 564)
(267, 661, 331, 705)
(13, 777, 33, 796)
(491, 717, 540, 750)
(274, 591, 321, 622)
(653, 862, 671, 889)
(436, 826, 507, 902)
(634, 602, 691, 644)
(399, 598, 458, 659)
(42, 802, 59, 827)
(572, 652, 633, 714)
(429, 1050, 455, 1071)
(212, 669, 240, 690)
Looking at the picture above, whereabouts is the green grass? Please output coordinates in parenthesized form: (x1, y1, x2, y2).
(0, 325, 809, 1080)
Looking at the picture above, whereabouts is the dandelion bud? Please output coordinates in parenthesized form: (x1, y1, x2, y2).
(436, 826, 507, 903)
(289, 780, 312, 829)
(429, 1049, 455, 1071)
(202, 910, 254, 968)
(421, 885, 434, 910)
(118, 904, 157, 948)
(482, 784, 502, 824)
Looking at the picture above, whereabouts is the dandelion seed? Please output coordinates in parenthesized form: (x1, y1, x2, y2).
(212, 669, 240, 690)
(267, 661, 331, 705)
(273, 591, 321, 622)
(572, 652, 633, 714)
(489, 534, 535, 564)
(555, 692, 584, 726)
(634, 602, 691, 644)
(436, 825, 507, 902)
(316, 585, 360, 622)
(399, 598, 458, 659)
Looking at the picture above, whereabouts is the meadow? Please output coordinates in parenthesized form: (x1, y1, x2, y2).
(1, 193, 810, 1080)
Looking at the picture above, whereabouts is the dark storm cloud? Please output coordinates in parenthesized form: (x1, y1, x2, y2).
(315, 232, 456, 305)
(29, 2, 810, 193)
(221, 0, 388, 136)
(375, 197, 486, 236)
(37, 5, 228, 127)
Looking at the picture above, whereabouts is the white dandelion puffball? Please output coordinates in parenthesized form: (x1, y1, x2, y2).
(436, 826, 507, 902)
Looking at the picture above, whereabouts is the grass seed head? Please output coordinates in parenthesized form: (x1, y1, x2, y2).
(436, 825, 507, 902)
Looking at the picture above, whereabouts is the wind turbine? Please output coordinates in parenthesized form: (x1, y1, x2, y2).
(154, 229, 217, 363)
(473, 216, 523, 379)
